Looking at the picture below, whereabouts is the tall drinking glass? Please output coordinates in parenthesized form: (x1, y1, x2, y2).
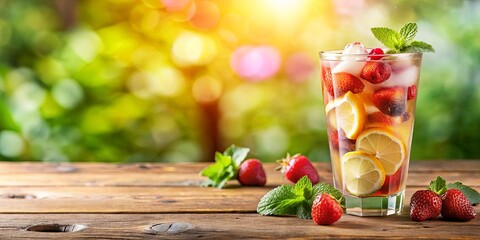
(319, 50, 422, 216)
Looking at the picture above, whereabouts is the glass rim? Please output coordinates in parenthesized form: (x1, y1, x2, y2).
(319, 50, 422, 60)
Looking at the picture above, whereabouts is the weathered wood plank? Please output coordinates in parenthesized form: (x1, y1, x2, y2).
(0, 186, 478, 214)
(0, 161, 479, 173)
(0, 161, 479, 187)
(0, 213, 478, 239)
(0, 171, 479, 187)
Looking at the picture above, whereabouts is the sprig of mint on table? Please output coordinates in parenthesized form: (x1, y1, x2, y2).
(429, 176, 480, 205)
(371, 22, 435, 53)
(257, 176, 344, 219)
(200, 145, 250, 188)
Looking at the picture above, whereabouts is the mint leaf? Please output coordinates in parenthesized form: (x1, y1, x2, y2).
(399, 22, 418, 43)
(200, 145, 250, 188)
(294, 176, 313, 199)
(428, 176, 447, 195)
(371, 27, 400, 49)
(404, 40, 435, 53)
(447, 182, 480, 205)
(223, 145, 250, 167)
(257, 185, 303, 216)
(257, 176, 318, 219)
(296, 202, 313, 219)
(257, 178, 344, 219)
(312, 182, 345, 208)
(371, 22, 435, 53)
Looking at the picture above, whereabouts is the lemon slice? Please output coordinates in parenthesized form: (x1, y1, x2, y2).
(325, 91, 366, 139)
(355, 128, 406, 175)
(342, 151, 386, 197)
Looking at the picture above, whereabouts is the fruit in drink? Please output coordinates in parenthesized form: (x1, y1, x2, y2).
(373, 87, 407, 117)
(368, 48, 384, 60)
(325, 91, 366, 140)
(355, 128, 406, 175)
(342, 151, 386, 197)
(322, 70, 365, 97)
(360, 61, 392, 84)
(376, 163, 404, 195)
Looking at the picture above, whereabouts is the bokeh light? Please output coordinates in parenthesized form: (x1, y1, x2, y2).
(192, 75, 223, 104)
(0, 0, 479, 163)
(189, 1, 220, 30)
(0, 130, 25, 158)
(230, 45, 281, 81)
(285, 52, 316, 83)
(172, 31, 217, 67)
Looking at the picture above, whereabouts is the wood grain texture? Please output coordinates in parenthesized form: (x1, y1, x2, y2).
(4, 186, 476, 214)
(0, 161, 478, 239)
(1, 161, 479, 187)
(0, 213, 478, 239)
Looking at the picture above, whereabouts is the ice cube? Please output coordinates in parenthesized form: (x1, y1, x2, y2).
(332, 61, 366, 75)
(342, 42, 368, 55)
(378, 66, 419, 88)
(332, 42, 368, 74)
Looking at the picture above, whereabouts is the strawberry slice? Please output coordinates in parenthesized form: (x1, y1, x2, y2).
(407, 85, 417, 100)
(333, 72, 364, 96)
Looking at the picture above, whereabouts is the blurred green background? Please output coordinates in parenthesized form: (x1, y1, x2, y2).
(0, 0, 479, 162)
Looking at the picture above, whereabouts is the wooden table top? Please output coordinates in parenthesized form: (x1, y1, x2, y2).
(0, 160, 478, 239)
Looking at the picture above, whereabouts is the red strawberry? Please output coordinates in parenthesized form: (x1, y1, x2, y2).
(441, 189, 476, 221)
(332, 72, 364, 96)
(277, 154, 320, 184)
(373, 87, 407, 117)
(237, 159, 266, 186)
(327, 129, 340, 150)
(407, 85, 417, 100)
(311, 193, 343, 225)
(376, 164, 403, 195)
(328, 129, 355, 153)
(369, 48, 385, 60)
(367, 112, 397, 126)
(401, 112, 411, 122)
(410, 190, 442, 222)
(360, 61, 392, 84)
(321, 66, 334, 97)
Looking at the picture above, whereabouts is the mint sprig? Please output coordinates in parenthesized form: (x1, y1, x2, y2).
(257, 176, 343, 219)
(200, 145, 250, 188)
(428, 176, 480, 205)
(371, 22, 435, 53)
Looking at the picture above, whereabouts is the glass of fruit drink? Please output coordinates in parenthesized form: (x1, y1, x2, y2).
(319, 42, 423, 216)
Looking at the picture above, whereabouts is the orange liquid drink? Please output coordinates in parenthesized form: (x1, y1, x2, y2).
(320, 43, 422, 216)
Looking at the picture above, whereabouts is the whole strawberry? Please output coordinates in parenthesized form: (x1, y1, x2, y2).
(369, 47, 385, 60)
(373, 87, 406, 116)
(360, 61, 392, 84)
(441, 189, 476, 221)
(311, 193, 343, 225)
(237, 159, 266, 186)
(277, 154, 320, 184)
(410, 190, 442, 222)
